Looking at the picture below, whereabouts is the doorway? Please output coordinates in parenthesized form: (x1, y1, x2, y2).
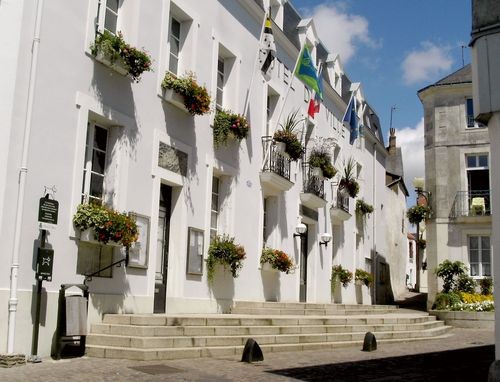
(154, 184, 172, 313)
(299, 224, 309, 302)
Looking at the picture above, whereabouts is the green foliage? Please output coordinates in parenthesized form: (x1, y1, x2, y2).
(308, 149, 337, 179)
(406, 205, 431, 225)
(433, 292, 461, 310)
(435, 260, 468, 293)
(355, 268, 373, 287)
(339, 157, 359, 197)
(162, 72, 211, 115)
(416, 238, 426, 250)
(331, 265, 353, 290)
(206, 235, 246, 282)
(355, 199, 374, 216)
(90, 31, 152, 82)
(455, 274, 477, 293)
(73, 203, 138, 247)
(273, 110, 304, 161)
(479, 278, 493, 295)
(213, 110, 250, 148)
(260, 248, 294, 274)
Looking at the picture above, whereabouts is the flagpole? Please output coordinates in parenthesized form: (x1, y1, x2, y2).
(262, 40, 306, 167)
(242, 8, 269, 117)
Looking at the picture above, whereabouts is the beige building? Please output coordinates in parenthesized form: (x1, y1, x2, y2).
(418, 64, 491, 308)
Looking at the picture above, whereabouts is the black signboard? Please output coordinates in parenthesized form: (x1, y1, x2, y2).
(38, 198, 58, 229)
(36, 248, 54, 281)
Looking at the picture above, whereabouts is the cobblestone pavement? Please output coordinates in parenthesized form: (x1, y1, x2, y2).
(0, 328, 494, 382)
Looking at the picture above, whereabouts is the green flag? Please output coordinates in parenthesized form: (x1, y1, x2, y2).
(295, 46, 322, 98)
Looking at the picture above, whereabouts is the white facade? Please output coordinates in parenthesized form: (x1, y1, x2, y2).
(0, 0, 407, 357)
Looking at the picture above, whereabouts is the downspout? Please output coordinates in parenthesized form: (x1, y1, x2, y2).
(372, 141, 377, 304)
(7, 0, 44, 353)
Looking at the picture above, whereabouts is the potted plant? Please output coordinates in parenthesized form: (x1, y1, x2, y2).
(416, 238, 427, 250)
(273, 110, 304, 161)
(331, 264, 353, 291)
(90, 31, 152, 82)
(212, 110, 250, 148)
(260, 248, 294, 274)
(355, 269, 373, 287)
(161, 72, 211, 115)
(355, 199, 374, 216)
(339, 157, 359, 198)
(407, 205, 431, 225)
(206, 234, 246, 282)
(73, 203, 138, 247)
(308, 150, 337, 180)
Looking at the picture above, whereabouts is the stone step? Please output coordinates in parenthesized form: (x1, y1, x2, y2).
(91, 320, 444, 337)
(87, 325, 450, 349)
(86, 328, 453, 361)
(230, 307, 400, 316)
(102, 313, 434, 327)
(232, 301, 398, 310)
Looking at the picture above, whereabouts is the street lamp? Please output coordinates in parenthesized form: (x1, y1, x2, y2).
(293, 223, 307, 237)
(319, 233, 332, 247)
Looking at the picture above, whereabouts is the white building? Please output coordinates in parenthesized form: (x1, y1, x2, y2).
(0, 0, 408, 357)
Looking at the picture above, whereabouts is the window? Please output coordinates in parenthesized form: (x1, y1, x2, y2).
(266, 88, 279, 136)
(210, 176, 220, 240)
(263, 198, 268, 246)
(409, 241, 414, 263)
(466, 154, 490, 213)
(216, 57, 225, 111)
(168, 17, 181, 75)
(469, 236, 491, 277)
(82, 123, 108, 204)
(103, 0, 119, 35)
(466, 98, 485, 128)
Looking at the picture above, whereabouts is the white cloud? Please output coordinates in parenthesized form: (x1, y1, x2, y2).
(402, 42, 453, 85)
(307, 3, 377, 63)
(398, 118, 425, 204)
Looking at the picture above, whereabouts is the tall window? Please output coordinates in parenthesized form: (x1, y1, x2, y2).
(216, 57, 225, 111)
(104, 0, 119, 34)
(210, 177, 220, 240)
(82, 124, 108, 204)
(469, 236, 491, 277)
(466, 98, 485, 128)
(169, 17, 181, 75)
(263, 198, 268, 246)
(466, 154, 490, 205)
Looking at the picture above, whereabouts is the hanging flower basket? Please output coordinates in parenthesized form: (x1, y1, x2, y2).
(161, 72, 211, 115)
(407, 205, 431, 225)
(260, 248, 294, 274)
(73, 203, 138, 247)
(213, 110, 250, 148)
(206, 234, 246, 282)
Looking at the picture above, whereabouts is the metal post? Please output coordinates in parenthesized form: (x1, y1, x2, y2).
(29, 229, 46, 363)
(415, 218, 420, 292)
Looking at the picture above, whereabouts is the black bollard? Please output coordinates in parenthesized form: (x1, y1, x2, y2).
(241, 338, 264, 363)
(362, 332, 377, 352)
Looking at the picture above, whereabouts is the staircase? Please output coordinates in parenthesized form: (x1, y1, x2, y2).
(86, 301, 452, 361)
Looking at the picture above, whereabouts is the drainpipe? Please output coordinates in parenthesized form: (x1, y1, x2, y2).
(372, 141, 377, 304)
(7, 0, 44, 353)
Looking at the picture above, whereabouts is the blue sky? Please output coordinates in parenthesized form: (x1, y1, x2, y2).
(292, 0, 472, 198)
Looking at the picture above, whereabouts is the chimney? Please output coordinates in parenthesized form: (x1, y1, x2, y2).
(388, 128, 396, 155)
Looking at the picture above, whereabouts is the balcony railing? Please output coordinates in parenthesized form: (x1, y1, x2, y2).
(334, 191, 349, 213)
(302, 164, 325, 199)
(261, 136, 291, 180)
(449, 190, 491, 218)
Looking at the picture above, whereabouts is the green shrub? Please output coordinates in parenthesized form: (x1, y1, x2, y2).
(455, 274, 476, 293)
(480, 278, 493, 295)
(355, 199, 374, 216)
(433, 292, 461, 310)
(273, 110, 304, 161)
(435, 260, 468, 293)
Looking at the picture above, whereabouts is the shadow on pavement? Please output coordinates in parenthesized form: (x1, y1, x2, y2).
(268, 345, 493, 381)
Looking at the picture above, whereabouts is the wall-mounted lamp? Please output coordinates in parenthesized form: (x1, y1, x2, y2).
(319, 233, 332, 247)
(293, 223, 307, 237)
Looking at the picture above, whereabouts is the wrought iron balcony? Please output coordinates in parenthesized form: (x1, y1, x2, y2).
(334, 191, 349, 213)
(330, 190, 351, 224)
(261, 136, 291, 180)
(303, 165, 325, 199)
(449, 190, 491, 219)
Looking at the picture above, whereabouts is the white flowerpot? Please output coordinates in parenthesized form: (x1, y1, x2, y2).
(162, 88, 189, 113)
(310, 166, 324, 180)
(94, 51, 129, 76)
(274, 141, 286, 153)
(261, 262, 279, 273)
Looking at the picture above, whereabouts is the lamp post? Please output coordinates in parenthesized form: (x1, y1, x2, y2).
(412, 177, 430, 291)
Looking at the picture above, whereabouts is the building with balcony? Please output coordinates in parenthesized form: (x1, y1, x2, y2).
(418, 64, 491, 308)
(1, 0, 408, 356)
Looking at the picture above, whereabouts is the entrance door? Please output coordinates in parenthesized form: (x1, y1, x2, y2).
(154, 184, 172, 313)
(299, 224, 308, 302)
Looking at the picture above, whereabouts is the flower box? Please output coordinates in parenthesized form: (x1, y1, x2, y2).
(310, 166, 324, 180)
(162, 88, 189, 113)
(94, 50, 129, 76)
(79, 228, 120, 247)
